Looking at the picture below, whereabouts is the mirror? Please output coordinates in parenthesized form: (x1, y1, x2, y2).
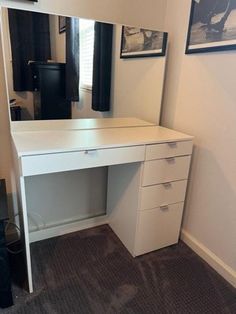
(1, 7, 167, 124)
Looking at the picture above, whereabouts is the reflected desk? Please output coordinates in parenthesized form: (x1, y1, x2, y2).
(11, 118, 193, 292)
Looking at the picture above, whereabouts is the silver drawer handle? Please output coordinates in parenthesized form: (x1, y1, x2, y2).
(168, 142, 177, 148)
(165, 157, 175, 163)
(84, 149, 97, 155)
(162, 182, 172, 188)
(160, 205, 169, 211)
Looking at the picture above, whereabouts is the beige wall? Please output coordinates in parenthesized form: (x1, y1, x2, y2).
(0, 28, 10, 180)
(0, 0, 167, 31)
(162, 0, 236, 278)
(0, 19, 16, 213)
(110, 25, 165, 123)
(25, 169, 108, 231)
(49, 15, 65, 63)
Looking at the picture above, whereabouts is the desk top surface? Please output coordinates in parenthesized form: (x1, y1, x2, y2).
(12, 125, 193, 157)
(11, 117, 154, 132)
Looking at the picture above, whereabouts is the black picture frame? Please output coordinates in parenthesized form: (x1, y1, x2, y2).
(59, 16, 66, 34)
(186, 0, 236, 54)
(120, 26, 168, 59)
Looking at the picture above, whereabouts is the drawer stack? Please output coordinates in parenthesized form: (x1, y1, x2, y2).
(135, 141, 193, 256)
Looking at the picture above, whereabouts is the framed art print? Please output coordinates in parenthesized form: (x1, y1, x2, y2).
(120, 26, 168, 58)
(186, 0, 236, 54)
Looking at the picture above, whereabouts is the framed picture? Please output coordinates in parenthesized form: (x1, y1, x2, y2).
(59, 16, 66, 34)
(186, 0, 236, 54)
(120, 26, 168, 58)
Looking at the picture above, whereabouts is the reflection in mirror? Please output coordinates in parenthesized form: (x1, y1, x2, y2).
(1, 7, 167, 124)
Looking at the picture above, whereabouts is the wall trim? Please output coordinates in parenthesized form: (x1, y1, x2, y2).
(181, 229, 236, 288)
(29, 215, 108, 243)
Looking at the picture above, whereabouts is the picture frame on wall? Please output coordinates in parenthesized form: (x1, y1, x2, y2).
(59, 16, 66, 34)
(120, 26, 168, 58)
(186, 0, 236, 54)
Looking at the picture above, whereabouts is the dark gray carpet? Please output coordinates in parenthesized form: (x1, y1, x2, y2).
(2, 225, 236, 314)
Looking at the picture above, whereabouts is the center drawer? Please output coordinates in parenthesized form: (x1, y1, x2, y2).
(20, 145, 145, 176)
(140, 180, 187, 210)
(142, 155, 191, 186)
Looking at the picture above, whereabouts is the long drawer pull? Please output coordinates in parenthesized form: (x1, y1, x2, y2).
(162, 182, 172, 188)
(165, 157, 175, 163)
(84, 149, 97, 155)
(160, 205, 169, 211)
(168, 142, 177, 148)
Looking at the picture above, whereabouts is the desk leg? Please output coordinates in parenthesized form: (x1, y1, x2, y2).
(19, 177, 33, 293)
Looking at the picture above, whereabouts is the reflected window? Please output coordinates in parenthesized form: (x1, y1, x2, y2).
(79, 19, 94, 90)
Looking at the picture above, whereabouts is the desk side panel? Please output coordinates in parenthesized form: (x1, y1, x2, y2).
(107, 162, 143, 256)
(11, 139, 33, 292)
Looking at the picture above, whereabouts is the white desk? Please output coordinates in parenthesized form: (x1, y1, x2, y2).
(12, 119, 193, 293)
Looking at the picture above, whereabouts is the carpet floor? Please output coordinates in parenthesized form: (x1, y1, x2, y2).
(2, 225, 236, 314)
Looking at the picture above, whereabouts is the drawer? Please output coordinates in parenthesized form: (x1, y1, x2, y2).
(20, 145, 145, 176)
(140, 180, 187, 210)
(142, 156, 191, 186)
(145, 141, 192, 160)
(135, 202, 184, 256)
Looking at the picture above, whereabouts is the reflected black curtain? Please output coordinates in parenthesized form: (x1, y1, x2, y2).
(92, 22, 113, 112)
(65, 17, 80, 102)
(8, 9, 51, 91)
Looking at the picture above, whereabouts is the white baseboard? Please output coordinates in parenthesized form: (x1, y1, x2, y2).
(29, 215, 108, 243)
(181, 229, 236, 288)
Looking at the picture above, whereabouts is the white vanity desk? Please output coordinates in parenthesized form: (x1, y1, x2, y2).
(11, 118, 193, 293)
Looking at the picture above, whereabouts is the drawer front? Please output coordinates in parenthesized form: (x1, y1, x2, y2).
(140, 180, 187, 210)
(135, 202, 184, 256)
(142, 156, 191, 187)
(20, 145, 145, 176)
(145, 141, 193, 161)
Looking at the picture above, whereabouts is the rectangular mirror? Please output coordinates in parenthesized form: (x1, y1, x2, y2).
(1, 7, 167, 125)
